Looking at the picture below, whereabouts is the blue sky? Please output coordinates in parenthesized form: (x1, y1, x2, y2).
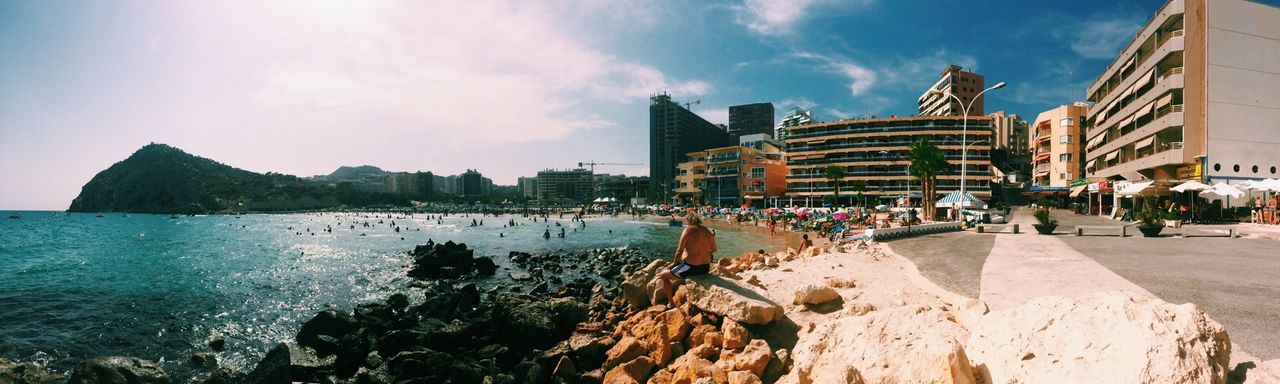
(4, 0, 1275, 209)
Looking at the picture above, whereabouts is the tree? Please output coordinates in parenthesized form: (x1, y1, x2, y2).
(822, 165, 846, 206)
(909, 138, 950, 220)
(849, 180, 868, 207)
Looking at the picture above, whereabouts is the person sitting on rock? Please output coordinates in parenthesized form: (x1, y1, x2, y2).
(798, 234, 813, 253)
(657, 214, 716, 307)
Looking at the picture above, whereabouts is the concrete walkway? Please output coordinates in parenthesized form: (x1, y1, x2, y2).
(978, 209, 1154, 311)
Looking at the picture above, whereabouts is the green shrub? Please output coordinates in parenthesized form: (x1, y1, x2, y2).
(1033, 208, 1057, 226)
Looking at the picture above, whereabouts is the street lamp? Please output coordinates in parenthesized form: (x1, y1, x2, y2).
(928, 81, 1006, 197)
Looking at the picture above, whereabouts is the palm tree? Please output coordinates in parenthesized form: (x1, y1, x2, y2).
(822, 165, 846, 206)
(849, 180, 868, 207)
(909, 138, 949, 220)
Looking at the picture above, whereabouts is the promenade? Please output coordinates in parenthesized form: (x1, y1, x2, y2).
(886, 208, 1280, 380)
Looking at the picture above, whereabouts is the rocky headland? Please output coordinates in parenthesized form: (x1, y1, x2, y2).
(1, 239, 1257, 383)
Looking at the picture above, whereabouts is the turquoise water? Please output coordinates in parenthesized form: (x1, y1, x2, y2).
(0, 211, 785, 379)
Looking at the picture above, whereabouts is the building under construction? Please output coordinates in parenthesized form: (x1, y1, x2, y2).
(649, 93, 732, 201)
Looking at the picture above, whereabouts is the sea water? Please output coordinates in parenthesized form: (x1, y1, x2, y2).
(0, 211, 786, 379)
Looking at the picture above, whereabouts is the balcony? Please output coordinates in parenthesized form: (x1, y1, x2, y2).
(1090, 32, 1183, 108)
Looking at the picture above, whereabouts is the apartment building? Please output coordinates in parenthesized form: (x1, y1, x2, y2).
(1030, 103, 1089, 188)
(1085, 0, 1280, 184)
(783, 116, 995, 204)
(672, 144, 786, 207)
(918, 65, 987, 117)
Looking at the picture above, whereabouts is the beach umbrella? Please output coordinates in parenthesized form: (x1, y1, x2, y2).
(1171, 180, 1213, 192)
(1201, 182, 1246, 217)
(875, 204, 890, 211)
(832, 212, 851, 221)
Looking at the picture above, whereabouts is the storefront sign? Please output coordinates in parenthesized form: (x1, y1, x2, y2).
(1069, 178, 1088, 187)
(1176, 164, 1202, 180)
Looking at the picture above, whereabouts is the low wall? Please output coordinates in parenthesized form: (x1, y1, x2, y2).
(869, 222, 962, 241)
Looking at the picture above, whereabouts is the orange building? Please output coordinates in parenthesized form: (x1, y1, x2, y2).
(672, 143, 786, 207)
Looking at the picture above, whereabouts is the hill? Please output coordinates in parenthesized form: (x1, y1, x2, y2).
(68, 144, 405, 213)
(326, 165, 387, 181)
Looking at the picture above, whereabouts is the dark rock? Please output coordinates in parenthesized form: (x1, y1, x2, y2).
(241, 343, 334, 384)
(195, 368, 245, 384)
(529, 282, 548, 295)
(386, 350, 453, 382)
(296, 310, 356, 354)
(457, 283, 480, 313)
(408, 241, 476, 278)
(190, 352, 215, 366)
(386, 293, 410, 311)
(474, 256, 499, 275)
(311, 334, 342, 357)
(67, 356, 170, 384)
(207, 337, 226, 351)
(0, 358, 62, 384)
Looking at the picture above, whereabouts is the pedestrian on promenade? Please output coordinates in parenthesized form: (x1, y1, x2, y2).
(656, 214, 715, 307)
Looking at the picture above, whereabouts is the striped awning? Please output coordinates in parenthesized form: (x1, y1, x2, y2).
(1105, 151, 1119, 162)
(1156, 92, 1173, 109)
(1135, 135, 1155, 149)
(1085, 159, 1097, 170)
(1133, 68, 1154, 90)
(1086, 134, 1106, 150)
(1069, 185, 1088, 197)
(1136, 102, 1154, 118)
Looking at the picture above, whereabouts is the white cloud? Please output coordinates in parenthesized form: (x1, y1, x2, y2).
(1066, 17, 1144, 59)
(878, 49, 979, 90)
(696, 107, 729, 125)
(731, 0, 871, 36)
(777, 97, 817, 110)
(237, 1, 706, 145)
(791, 51, 877, 97)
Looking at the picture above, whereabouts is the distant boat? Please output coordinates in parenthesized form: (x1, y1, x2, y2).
(6, 213, 20, 219)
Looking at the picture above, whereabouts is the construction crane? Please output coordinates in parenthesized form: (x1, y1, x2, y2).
(684, 99, 700, 110)
(578, 161, 642, 173)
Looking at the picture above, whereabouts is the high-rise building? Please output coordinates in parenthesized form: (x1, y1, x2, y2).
(385, 171, 435, 197)
(650, 93, 733, 200)
(593, 174, 649, 203)
(990, 111, 1031, 182)
(785, 116, 995, 205)
(517, 177, 538, 199)
(918, 65, 986, 117)
(1084, 0, 1280, 185)
(728, 103, 776, 140)
(775, 106, 814, 142)
(458, 169, 485, 197)
(1030, 103, 1089, 188)
(536, 169, 594, 203)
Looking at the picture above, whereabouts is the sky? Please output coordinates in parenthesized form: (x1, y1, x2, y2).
(4, 0, 1275, 210)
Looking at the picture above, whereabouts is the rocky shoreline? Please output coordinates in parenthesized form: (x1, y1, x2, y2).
(1, 237, 1250, 383)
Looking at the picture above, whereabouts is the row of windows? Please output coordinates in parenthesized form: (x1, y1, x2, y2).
(1212, 163, 1279, 175)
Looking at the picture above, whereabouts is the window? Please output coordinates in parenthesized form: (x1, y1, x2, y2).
(1214, 163, 1221, 172)
(1233, 164, 1240, 172)
(1059, 153, 1072, 162)
(1060, 172, 1071, 180)
(1060, 118, 1073, 127)
(1060, 135, 1072, 143)
(1272, 166, 1277, 174)
(750, 167, 765, 178)
(1252, 165, 1259, 173)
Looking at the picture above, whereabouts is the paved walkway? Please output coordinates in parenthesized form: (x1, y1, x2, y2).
(978, 209, 1154, 311)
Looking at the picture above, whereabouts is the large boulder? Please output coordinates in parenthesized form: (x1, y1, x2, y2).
(1, 358, 61, 383)
(296, 309, 356, 355)
(684, 277, 782, 325)
(240, 343, 337, 384)
(966, 292, 1231, 384)
(621, 260, 667, 309)
(792, 284, 840, 305)
(780, 306, 975, 384)
(408, 241, 476, 278)
(67, 357, 170, 384)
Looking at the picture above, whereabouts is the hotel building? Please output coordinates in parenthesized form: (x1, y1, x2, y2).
(918, 65, 987, 117)
(783, 116, 995, 205)
(774, 106, 814, 142)
(1084, 0, 1280, 184)
(1030, 103, 1089, 188)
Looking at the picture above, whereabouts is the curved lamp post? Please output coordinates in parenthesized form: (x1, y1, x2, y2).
(928, 82, 1006, 197)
